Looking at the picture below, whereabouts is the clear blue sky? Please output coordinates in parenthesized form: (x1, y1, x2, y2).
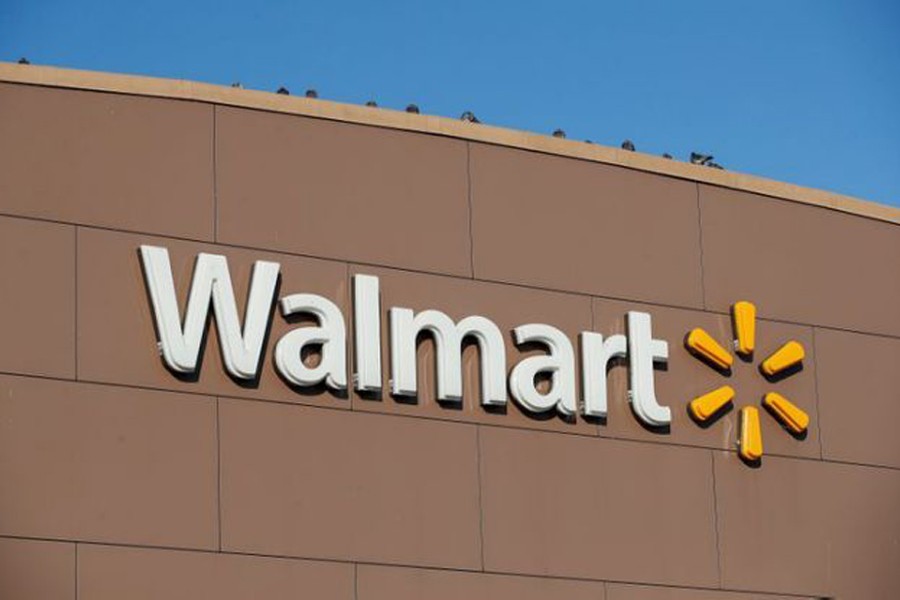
(3, 1, 899, 207)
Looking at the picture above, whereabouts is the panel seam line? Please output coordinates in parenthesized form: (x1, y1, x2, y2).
(216, 396, 223, 551)
(466, 142, 476, 279)
(475, 425, 487, 571)
(74, 226, 79, 380)
(811, 328, 826, 460)
(695, 183, 708, 310)
(710, 451, 723, 588)
(213, 105, 219, 242)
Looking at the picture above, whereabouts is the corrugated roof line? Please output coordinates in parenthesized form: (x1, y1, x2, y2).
(2, 62, 898, 226)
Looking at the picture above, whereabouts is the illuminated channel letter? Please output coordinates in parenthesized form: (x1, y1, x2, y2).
(739, 406, 763, 461)
(274, 294, 347, 390)
(627, 311, 671, 427)
(580, 331, 626, 418)
(353, 274, 382, 392)
(389, 309, 507, 405)
(689, 385, 734, 422)
(686, 327, 733, 371)
(760, 341, 805, 376)
(139, 246, 280, 379)
(509, 324, 576, 416)
(732, 301, 756, 356)
(763, 392, 809, 434)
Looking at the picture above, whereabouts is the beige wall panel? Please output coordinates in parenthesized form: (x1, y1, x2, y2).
(357, 564, 606, 600)
(815, 328, 900, 468)
(78, 545, 353, 600)
(215, 106, 471, 275)
(0, 375, 217, 549)
(823, 462, 900, 599)
(0, 216, 75, 378)
(348, 264, 596, 435)
(714, 451, 900, 598)
(77, 228, 349, 408)
(607, 583, 808, 599)
(219, 399, 482, 569)
(593, 298, 820, 459)
(479, 426, 719, 587)
(0, 84, 214, 240)
(0, 537, 75, 600)
(700, 185, 900, 336)
(469, 143, 704, 308)
(714, 451, 829, 596)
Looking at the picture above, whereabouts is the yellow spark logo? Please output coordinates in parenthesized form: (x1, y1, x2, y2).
(685, 301, 809, 464)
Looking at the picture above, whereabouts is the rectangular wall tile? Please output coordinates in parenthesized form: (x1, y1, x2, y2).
(607, 583, 807, 599)
(77, 227, 348, 409)
(0, 375, 217, 549)
(357, 564, 606, 600)
(823, 462, 900, 599)
(480, 426, 719, 587)
(0, 83, 214, 240)
(470, 143, 704, 307)
(220, 399, 482, 569)
(592, 297, 820, 460)
(0, 216, 74, 378)
(700, 185, 900, 336)
(78, 544, 353, 600)
(0, 537, 74, 600)
(349, 264, 596, 436)
(713, 451, 829, 596)
(215, 106, 471, 275)
(815, 328, 900, 468)
(714, 451, 900, 598)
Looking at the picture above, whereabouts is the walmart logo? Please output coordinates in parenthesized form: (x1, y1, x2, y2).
(685, 301, 809, 464)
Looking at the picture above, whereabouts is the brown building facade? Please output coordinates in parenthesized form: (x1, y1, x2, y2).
(0, 63, 898, 599)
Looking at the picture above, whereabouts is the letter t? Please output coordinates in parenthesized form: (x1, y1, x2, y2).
(626, 311, 671, 427)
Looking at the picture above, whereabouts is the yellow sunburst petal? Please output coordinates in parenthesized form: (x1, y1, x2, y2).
(763, 392, 809, 434)
(739, 406, 764, 461)
(686, 328, 734, 370)
(760, 340, 805, 376)
(689, 385, 735, 421)
(732, 301, 756, 356)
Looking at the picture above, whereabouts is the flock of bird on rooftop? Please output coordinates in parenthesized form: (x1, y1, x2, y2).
(16, 57, 724, 169)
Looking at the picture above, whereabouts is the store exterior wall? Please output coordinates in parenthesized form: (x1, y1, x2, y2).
(0, 64, 898, 599)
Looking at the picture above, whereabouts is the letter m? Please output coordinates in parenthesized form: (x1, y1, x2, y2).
(389, 308, 507, 405)
(139, 245, 280, 380)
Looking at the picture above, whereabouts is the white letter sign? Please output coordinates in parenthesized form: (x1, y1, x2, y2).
(140, 245, 279, 380)
(275, 294, 347, 390)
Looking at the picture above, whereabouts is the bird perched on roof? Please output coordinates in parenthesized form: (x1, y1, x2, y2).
(621, 140, 636, 151)
(690, 152, 713, 165)
(17, 57, 30, 64)
(552, 129, 566, 138)
(276, 87, 290, 95)
(305, 89, 318, 98)
(690, 152, 725, 170)
(460, 111, 480, 123)
(405, 104, 420, 113)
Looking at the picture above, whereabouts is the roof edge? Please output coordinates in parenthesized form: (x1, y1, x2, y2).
(2, 62, 898, 225)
